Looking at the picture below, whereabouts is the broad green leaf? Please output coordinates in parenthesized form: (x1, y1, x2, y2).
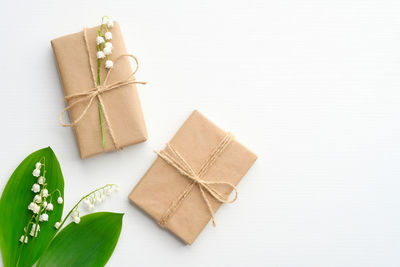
(37, 212, 123, 267)
(0, 147, 64, 267)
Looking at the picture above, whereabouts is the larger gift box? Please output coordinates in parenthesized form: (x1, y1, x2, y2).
(129, 110, 257, 244)
(51, 21, 147, 158)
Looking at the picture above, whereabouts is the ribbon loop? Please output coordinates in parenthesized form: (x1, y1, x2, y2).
(155, 133, 237, 228)
(103, 54, 141, 86)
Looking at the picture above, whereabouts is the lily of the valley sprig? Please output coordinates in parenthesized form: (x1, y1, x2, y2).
(19, 158, 63, 244)
(55, 184, 119, 229)
(0, 147, 123, 266)
(96, 16, 114, 148)
(19, 160, 118, 245)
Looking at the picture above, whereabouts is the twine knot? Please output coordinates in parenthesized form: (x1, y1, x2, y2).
(95, 85, 104, 93)
(156, 133, 237, 228)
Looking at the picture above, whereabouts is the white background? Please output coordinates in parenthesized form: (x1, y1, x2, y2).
(0, 0, 399, 266)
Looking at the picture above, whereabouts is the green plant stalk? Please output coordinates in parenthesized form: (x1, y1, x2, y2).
(96, 17, 108, 149)
(24, 206, 43, 267)
(95, 16, 112, 149)
(97, 45, 105, 149)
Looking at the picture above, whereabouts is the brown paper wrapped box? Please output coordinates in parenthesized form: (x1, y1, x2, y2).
(129, 110, 257, 244)
(51, 22, 147, 159)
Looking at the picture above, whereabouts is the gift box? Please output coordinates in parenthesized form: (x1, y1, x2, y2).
(51, 21, 147, 159)
(129, 110, 257, 244)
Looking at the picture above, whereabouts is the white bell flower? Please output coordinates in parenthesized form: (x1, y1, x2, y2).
(46, 202, 53, 211)
(39, 213, 49, 222)
(57, 197, 63, 204)
(105, 60, 113, 69)
(32, 169, 40, 177)
(105, 188, 112, 196)
(95, 196, 102, 205)
(103, 46, 112, 56)
(84, 198, 94, 209)
(72, 216, 81, 224)
(19, 235, 28, 243)
(105, 31, 112, 40)
(83, 198, 91, 208)
(35, 162, 41, 169)
(106, 18, 114, 28)
(28, 202, 40, 214)
(37, 176, 44, 185)
(41, 189, 49, 198)
(32, 204, 40, 214)
(105, 42, 112, 49)
(43, 201, 48, 208)
(54, 222, 61, 229)
(97, 51, 105, 59)
(71, 210, 79, 218)
(96, 36, 105, 45)
(33, 195, 41, 204)
(30, 224, 40, 237)
(31, 184, 40, 193)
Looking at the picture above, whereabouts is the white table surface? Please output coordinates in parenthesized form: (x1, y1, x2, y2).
(1, 0, 400, 266)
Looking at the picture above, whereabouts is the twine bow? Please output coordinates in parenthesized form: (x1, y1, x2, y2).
(59, 28, 146, 150)
(156, 133, 238, 227)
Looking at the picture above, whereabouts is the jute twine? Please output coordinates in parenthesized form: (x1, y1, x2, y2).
(156, 133, 238, 227)
(59, 27, 146, 149)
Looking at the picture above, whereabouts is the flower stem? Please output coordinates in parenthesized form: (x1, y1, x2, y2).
(15, 216, 34, 267)
(20, 197, 43, 267)
(98, 102, 105, 148)
(97, 17, 106, 148)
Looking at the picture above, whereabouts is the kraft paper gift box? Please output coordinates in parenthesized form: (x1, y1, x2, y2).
(129, 110, 257, 245)
(51, 21, 147, 159)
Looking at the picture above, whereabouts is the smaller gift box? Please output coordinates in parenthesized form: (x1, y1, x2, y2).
(51, 20, 147, 159)
(129, 110, 257, 244)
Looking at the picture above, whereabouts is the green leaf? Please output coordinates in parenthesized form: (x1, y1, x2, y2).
(0, 147, 64, 267)
(37, 212, 123, 267)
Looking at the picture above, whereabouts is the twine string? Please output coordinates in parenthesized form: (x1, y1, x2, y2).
(59, 27, 146, 150)
(156, 133, 237, 227)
